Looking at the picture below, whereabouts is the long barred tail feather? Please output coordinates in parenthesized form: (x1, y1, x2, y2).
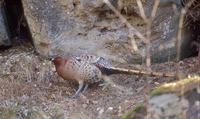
(101, 67, 175, 77)
(82, 54, 175, 77)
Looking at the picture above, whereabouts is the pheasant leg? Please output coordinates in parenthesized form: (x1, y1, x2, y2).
(71, 81, 85, 98)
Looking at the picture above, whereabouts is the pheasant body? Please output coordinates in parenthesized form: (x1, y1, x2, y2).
(54, 56, 103, 83)
(52, 54, 175, 98)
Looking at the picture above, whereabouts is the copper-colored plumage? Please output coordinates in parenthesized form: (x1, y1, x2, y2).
(51, 54, 175, 98)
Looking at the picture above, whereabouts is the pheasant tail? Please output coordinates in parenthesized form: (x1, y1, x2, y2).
(99, 67, 175, 77)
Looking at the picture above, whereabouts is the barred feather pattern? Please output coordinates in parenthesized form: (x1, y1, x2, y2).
(75, 54, 112, 69)
(63, 56, 103, 84)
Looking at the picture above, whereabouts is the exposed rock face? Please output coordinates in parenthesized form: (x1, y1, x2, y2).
(148, 94, 189, 119)
(21, 0, 133, 62)
(0, 1, 10, 47)
(21, 0, 75, 56)
(144, 0, 181, 63)
(147, 76, 200, 119)
(147, 89, 200, 119)
(121, 77, 200, 119)
(21, 0, 190, 63)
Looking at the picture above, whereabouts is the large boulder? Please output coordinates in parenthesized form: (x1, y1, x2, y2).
(21, 0, 191, 63)
(148, 76, 200, 119)
(121, 76, 200, 119)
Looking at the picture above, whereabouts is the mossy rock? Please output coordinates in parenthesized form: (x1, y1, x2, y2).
(121, 76, 200, 119)
(120, 104, 146, 119)
(150, 76, 200, 97)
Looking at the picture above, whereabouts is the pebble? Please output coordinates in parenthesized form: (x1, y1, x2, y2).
(97, 107, 104, 115)
(195, 101, 200, 106)
(82, 104, 88, 108)
(108, 107, 113, 111)
(154, 82, 160, 85)
(92, 101, 98, 104)
(197, 87, 200, 94)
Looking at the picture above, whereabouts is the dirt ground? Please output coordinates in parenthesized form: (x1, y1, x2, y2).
(0, 43, 199, 119)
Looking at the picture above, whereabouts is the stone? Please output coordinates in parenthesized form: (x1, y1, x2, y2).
(147, 94, 189, 119)
(21, 0, 191, 63)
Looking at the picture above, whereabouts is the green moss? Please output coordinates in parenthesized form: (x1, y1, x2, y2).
(121, 76, 200, 119)
(150, 76, 200, 97)
(120, 104, 146, 119)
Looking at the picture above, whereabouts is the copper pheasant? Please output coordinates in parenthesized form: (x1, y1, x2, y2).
(51, 54, 175, 98)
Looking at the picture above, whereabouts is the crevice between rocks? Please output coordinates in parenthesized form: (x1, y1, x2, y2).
(3, 0, 33, 46)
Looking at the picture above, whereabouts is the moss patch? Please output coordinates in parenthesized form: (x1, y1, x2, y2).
(150, 76, 200, 97)
(120, 104, 146, 119)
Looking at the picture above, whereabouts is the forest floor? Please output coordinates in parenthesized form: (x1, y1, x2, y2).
(0, 43, 199, 119)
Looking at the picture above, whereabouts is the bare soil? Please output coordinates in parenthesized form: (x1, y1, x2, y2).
(0, 43, 199, 119)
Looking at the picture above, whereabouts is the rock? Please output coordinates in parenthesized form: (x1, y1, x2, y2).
(136, 0, 183, 63)
(97, 107, 104, 117)
(121, 76, 200, 119)
(0, 1, 11, 47)
(147, 76, 200, 119)
(21, 0, 75, 56)
(133, 0, 197, 63)
(147, 94, 189, 119)
(81, 0, 126, 16)
(120, 105, 146, 119)
(82, 104, 88, 109)
(21, 0, 192, 63)
(21, 0, 131, 62)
